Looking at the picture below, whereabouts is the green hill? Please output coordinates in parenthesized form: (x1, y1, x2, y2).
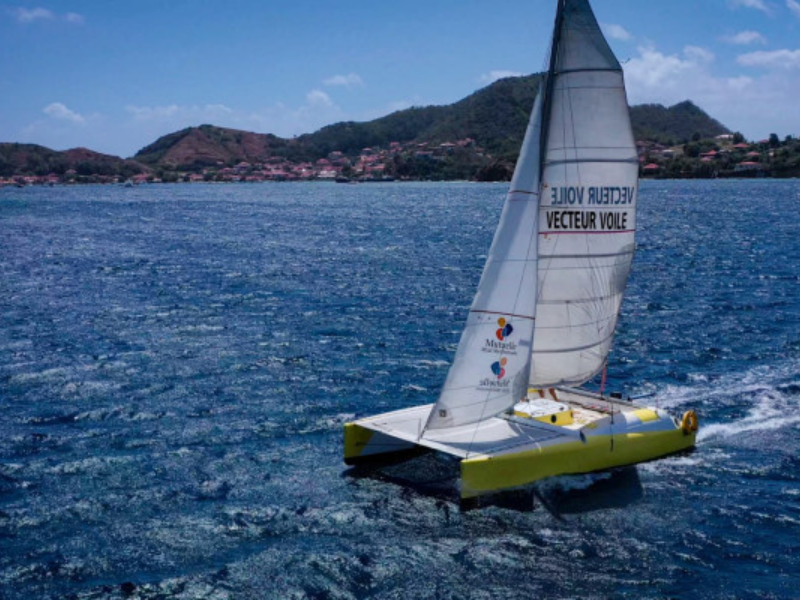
(133, 74, 729, 172)
(1, 74, 733, 182)
(630, 100, 729, 145)
(0, 143, 146, 179)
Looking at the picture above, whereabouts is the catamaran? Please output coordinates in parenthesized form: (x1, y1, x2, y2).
(344, 0, 698, 501)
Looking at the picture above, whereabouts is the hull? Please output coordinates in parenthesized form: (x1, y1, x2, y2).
(460, 424, 695, 499)
(344, 388, 697, 500)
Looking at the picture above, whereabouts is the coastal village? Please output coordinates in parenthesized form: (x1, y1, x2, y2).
(636, 133, 799, 178)
(0, 137, 482, 186)
(2, 132, 799, 186)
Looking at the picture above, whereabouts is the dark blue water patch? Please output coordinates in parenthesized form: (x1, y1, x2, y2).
(1, 180, 800, 599)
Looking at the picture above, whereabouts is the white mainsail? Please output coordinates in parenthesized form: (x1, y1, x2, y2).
(423, 0, 637, 432)
(531, 0, 638, 386)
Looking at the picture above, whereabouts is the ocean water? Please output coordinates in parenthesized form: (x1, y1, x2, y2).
(1, 180, 799, 599)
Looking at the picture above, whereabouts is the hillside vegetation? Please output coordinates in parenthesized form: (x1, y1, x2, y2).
(2, 74, 745, 183)
(0, 143, 146, 180)
(131, 75, 729, 175)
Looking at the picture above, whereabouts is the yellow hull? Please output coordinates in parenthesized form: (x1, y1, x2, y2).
(460, 427, 696, 499)
(343, 391, 698, 501)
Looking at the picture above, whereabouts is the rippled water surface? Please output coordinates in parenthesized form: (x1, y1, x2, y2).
(2, 180, 799, 599)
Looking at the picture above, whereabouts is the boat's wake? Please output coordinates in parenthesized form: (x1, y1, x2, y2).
(643, 360, 800, 445)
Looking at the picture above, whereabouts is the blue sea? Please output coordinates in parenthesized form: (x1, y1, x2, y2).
(1, 180, 799, 599)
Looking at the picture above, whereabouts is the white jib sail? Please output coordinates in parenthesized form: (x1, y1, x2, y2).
(423, 92, 544, 432)
(531, 0, 639, 387)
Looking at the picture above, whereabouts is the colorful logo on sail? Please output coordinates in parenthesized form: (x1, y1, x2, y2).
(491, 357, 508, 379)
(496, 318, 514, 341)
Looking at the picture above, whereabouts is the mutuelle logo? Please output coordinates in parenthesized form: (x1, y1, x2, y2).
(496, 318, 514, 341)
(483, 317, 517, 356)
(491, 357, 508, 379)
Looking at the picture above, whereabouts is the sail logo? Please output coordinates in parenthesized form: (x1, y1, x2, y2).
(478, 358, 511, 391)
(491, 357, 508, 379)
(496, 318, 514, 341)
(483, 317, 518, 355)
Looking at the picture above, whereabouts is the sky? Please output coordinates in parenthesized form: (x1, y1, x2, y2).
(2, 0, 800, 158)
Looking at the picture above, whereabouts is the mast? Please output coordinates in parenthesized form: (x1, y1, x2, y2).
(539, 0, 566, 184)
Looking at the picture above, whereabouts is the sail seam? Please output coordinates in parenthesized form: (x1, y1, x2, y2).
(540, 208, 634, 213)
(555, 67, 622, 75)
(539, 250, 634, 258)
(536, 294, 624, 305)
(538, 260, 632, 267)
(539, 229, 636, 235)
(532, 330, 616, 354)
(470, 309, 536, 321)
(548, 145, 636, 150)
(545, 158, 639, 166)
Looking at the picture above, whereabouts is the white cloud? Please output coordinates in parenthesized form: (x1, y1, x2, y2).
(624, 46, 700, 88)
(726, 75, 756, 91)
(721, 30, 767, 45)
(623, 42, 800, 141)
(118, 95, 346, 153)
(13, 7, 84, 24)
(728, 0, 772, 13)
(323, 73, 364, 88)
(64, 12, 85, 24)
(787, 0, 800, 17)
(737, 48, 800, 69)
(306, 89, 333, 107)
(14, 7, 54, 22)
(126, 103, 233, 121)
(684, 46, 715, 63)
(603, 23, 632, 41)
(43, 102, 85, 123)
(478, 70, 524, 84)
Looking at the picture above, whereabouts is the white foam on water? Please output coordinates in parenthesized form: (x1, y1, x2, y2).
(537, 471, 613, 494)
(9, 367, 71, 384)
(415, 359, 449, 369)
(643, 359, 800, 445)
(402, 384, 427, 392)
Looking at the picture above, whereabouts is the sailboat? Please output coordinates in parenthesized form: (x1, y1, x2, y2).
(343, 0, 698, 501)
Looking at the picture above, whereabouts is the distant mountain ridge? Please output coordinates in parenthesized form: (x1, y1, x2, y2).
(0, 143, 146, 179)
(1, 74, 730, 179)
(131, 74, 729, 171)
(630, 100, 729, 145)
